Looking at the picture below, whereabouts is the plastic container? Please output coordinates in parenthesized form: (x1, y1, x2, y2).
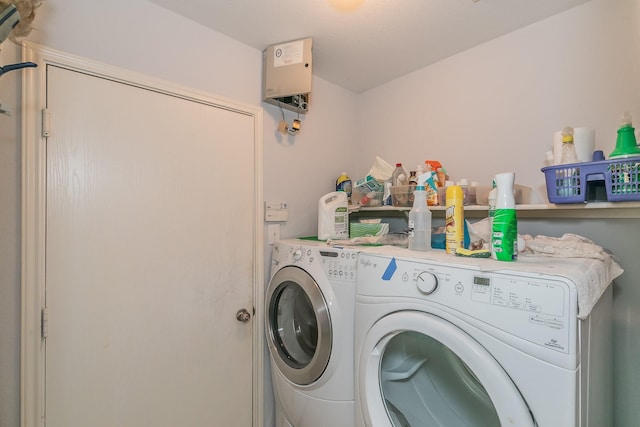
(336, 172, 352, 202)
(468, 181, 479, 205)
(392, 163, 409, 187)
(390, 185, 415, 207)
(541, 157, 640, 203)
(318, 191, 349, 240)
(491, 173, 517, 261)
(408, 185, 431, 251)
(458, 178, 470, 205)
(445, 185, 464, 254)
(560, 127, 580, 165)
(610, 112, 640, 158)
(408, 171, 418, 186)
(356, 190, 384, 207)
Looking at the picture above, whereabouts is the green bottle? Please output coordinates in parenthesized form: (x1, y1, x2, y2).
(491, 172, 517, 261)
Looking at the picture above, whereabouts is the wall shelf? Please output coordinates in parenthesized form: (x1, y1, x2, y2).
(352, 202, 640, 219)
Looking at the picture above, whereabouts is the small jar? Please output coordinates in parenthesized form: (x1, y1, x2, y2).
(458, 178, 470, 205)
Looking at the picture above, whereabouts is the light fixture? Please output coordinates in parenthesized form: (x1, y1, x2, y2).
(328, 0, 365, 12)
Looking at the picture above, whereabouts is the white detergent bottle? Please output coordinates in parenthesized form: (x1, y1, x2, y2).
(318, 191, 349, 240)
(491, 172, 517, 261)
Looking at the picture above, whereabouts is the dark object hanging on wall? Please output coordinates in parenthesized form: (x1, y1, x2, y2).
(0, 60, 36, 77)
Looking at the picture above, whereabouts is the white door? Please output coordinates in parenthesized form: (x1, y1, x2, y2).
(40, 62, 259, 426)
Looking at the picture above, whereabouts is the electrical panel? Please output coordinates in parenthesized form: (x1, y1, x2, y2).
(262, 38, 312, 114)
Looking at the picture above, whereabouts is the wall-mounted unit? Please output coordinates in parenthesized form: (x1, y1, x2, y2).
(263, 38, 312, 114)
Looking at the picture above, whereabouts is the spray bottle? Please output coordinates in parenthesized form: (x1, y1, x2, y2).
(487, 178, 497, 252)
(445, 185, 464, 254)
(491, 172, 517, 261)
(408, 185, 431, 251)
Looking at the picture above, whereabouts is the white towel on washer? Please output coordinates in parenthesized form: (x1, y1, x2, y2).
(518, 234, 623, 318)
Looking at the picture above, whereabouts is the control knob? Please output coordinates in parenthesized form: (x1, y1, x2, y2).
(416, 271, 438, 294)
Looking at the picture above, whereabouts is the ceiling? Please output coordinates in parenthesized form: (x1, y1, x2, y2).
(147, 0, 590, 93)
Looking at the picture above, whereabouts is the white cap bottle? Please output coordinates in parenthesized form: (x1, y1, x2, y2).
(408, 186, 431, 251)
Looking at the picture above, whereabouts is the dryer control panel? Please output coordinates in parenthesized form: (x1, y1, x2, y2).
(357, 253, 579, 360)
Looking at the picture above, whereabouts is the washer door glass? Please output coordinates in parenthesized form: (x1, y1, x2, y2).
(359, 311, 535, 427)
(266, 266, 332, 385)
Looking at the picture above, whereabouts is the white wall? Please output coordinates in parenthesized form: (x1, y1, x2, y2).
(2, 0, 640, 426)
(0, 0, 359, 426)
(356, 0, 640, 203)
(356, 0, 640, 425)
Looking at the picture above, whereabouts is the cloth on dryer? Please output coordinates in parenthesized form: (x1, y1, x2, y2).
(520, 233, 612, 260)
(518, 233, 623, 319)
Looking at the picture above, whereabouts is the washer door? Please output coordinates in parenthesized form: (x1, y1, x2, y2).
(266, 266, 332, 385)
(358, 311, 535, 427)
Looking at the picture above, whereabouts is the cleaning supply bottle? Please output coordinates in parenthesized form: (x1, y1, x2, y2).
(610, 112, 640, 158)
(391, 163, 409, 187)
(336, 172, 352, 203)
(408, 185, 431, 251)
(445, 185, 464, 254)
(458, 178, 470, 205)
(487, 178, 497, 251)
(559, 127, 580, 164)
(408, 171, 418, 186)
(468, 181, 479, 205)
(491, 172, 517, 261)
(318, 191, 349, 240)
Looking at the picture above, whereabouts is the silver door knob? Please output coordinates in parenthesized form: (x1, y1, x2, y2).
(236, 308, 251, 322)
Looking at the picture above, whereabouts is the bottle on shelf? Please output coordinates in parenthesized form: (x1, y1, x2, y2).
(336, 172, 352, 203)
(458, 178, 470, 205)
(560, 127, 580, 164)
(391, 163, 409, 187)
(559, 127, 580, 197)
(408, 171, 418, 186)
(487, 179, 497, 252)
(468, 181, 479, 205)
(408, 185, 431, 251)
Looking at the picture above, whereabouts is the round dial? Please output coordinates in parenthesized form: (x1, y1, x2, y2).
(292, 248, 303, 261)
(416, 271, 438, 294)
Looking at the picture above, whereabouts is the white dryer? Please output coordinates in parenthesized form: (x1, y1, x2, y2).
(355, 249, 613, 427)
(266, 239, 359, 427)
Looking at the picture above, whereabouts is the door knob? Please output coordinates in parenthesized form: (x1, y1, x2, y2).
(236, 308, 251, 322)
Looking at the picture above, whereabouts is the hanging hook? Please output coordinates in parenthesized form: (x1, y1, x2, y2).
(0, 61, 37, 77)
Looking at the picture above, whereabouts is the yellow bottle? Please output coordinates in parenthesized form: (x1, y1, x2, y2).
(445, 185, 464, 254)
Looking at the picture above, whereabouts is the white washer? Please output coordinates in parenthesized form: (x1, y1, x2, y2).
(266, 239, 359, 427)
(355, 249, 612, 427)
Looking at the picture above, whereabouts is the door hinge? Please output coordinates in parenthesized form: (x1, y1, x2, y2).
(41, 108, 51, 137)
(41, 307, 48, 339)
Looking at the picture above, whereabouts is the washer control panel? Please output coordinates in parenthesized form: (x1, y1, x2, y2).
(273, 242, 358, 283)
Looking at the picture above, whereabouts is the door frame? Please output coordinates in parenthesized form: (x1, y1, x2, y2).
(20, 41, 265, 427)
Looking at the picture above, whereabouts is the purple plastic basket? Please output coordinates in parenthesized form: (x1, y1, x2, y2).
(541, 157, 640, 203)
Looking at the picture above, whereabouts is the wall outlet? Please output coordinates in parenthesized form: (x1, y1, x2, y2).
(267, 224, 280, 245)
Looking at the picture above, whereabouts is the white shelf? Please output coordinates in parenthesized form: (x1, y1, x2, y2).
(353, 202, 640, 219)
